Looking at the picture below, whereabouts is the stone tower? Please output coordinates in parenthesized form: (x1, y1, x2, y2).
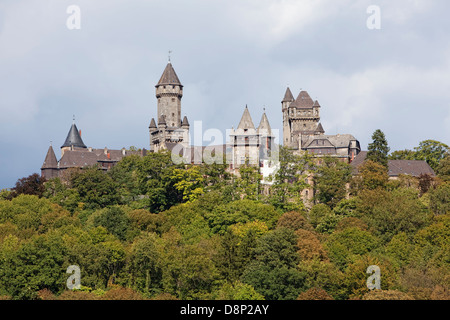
(229, 106, 275, 169)
(282, 88, 324, 149)
(150, 61, 189, 152)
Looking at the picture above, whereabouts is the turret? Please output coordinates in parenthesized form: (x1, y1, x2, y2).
(155, 62, 183, 128)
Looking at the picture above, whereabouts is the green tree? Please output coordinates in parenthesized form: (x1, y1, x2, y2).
(92, 206, 131, 242)
(70, 167, 120, 210)
(435, 152, 450, 182)
(414, 140, 449, 172)
(367, 129, 390, 167)
(356, 188, 431, 243)
(241, 228, 305, 300)
(215, 281, 265, 300)
(171, 166, 204, 203)
(206, 199, 280, 235)
(268, 146, 312, 211)
(313, 156, 352, 209)
(388, 149, 417, 160)
(428, 182, 450, 215)
(351, 160, 389, 192)
(324, 227, 380, 271)
(135, 151, 182, 213)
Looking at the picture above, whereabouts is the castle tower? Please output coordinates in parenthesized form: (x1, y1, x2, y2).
(229, 106, 257, 168)
(150, 60, 189, 152)
(61, 121, 87, 156)
(155, 61, 183, 128)
(41, 145, 59, 179)
(282, 87, 295, 147)
(282, 88, 322, 149)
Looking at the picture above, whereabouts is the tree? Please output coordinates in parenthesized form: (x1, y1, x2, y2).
(9, 173, 46, 199)
(268, 146, 312, 212)
(241, 228, 306, 300)
(435, 152, 450, 182)
(276, 211, 313, 231)
(92, 206, 131, 242)
(207, 199, 280, 235)
(215, 281, 265, 300)
(388, 149, 417, 160)
(428, 182, 450, 215)
(367, 129, 390, 167)
(414, 140, 449, 172)
(171, 166, 204, 203)
(313, 156, 352, 209)
(297, 287, 334, 300)
(324, 227, 380, 271)
(355, 188, 430, 243)
(70, 167, 120, 210)
(135, 151, 182, 213)
(351, 160, 389, 192)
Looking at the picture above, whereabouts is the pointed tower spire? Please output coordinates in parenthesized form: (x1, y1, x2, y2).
(295, 90, 315, 108)
(181, 115, 190, 127)
(41, 145, 58, 169)
(282, 87, 295, 103)
(156, 62, 183, 88)
(257, 111, 272, 135)
(61, 122, 86, 149)
(149, 118, 157, 129)
(316, 122, 325, 134)
(237, 106, 255, 130)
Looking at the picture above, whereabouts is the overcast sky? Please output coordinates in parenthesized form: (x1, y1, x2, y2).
(0, 0, 449, 189)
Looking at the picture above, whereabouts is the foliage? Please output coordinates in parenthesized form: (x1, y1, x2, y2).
(367, 129, 390, 167)
(0, 145, 449, 300)
(9, 173, 47, 199)
(313, 156, 352, 208)
(241, 228, 306, 300)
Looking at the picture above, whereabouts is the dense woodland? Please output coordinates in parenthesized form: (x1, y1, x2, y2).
(0, 132, 449, 300)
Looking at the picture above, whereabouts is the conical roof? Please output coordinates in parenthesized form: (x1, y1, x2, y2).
(291, 90, 315, 108)
(313, 100, 321, 107)
(156, 62, 182, 87)
(282, 87, 294, 102)
(237, 106, 255, 130)
(316, 122, 325, 133)
(149, 118, 157, 129)
(257, 112, 272, 135)
(41, 145, 58, 169)
(61, 123, 87, 149)
(182, 115, 190, 127)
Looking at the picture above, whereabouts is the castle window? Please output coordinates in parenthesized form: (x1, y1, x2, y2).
(172, 98, 175, 102)
(172, 113, 175, 117)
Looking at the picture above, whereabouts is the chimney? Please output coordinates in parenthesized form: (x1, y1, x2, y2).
(79, 130, 82, 137)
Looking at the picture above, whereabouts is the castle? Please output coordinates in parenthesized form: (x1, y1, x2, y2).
(41, 60, 361, 180)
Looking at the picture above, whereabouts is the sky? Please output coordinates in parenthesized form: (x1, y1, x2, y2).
(0, 0, 449, 189)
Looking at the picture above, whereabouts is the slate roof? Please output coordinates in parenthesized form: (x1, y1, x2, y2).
(61, 124, 87, 149)
(257, 112, 272, 135)
(290, 91, 315, 109)
(182, 115, 190, 127)
(149, 118, 157, 129)
(388, 160, 436, 177)
(156, 62, 182, 87)
(237, 106, 256, 130)
(282, 87, 294, 102)
(350, 151, 436, 177)
(58, 148, 144, 169)
(41, 146, 58, 169)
